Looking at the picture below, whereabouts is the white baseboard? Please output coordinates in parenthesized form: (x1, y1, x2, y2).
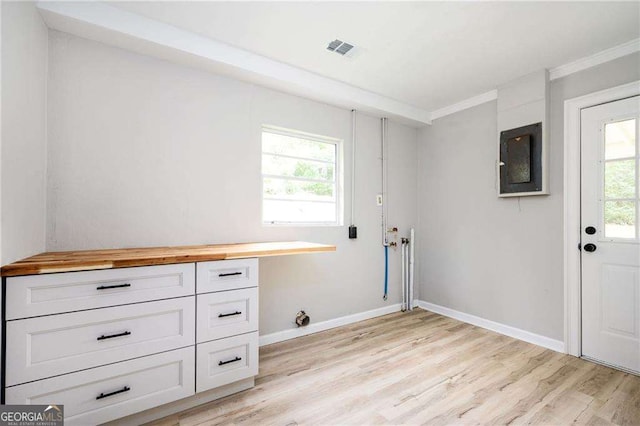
(415, 300, 565, 353)
(259, 300, 565, 354)
(259, 303, 402, 346)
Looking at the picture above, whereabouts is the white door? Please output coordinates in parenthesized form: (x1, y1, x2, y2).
(581, 95, 640, 373)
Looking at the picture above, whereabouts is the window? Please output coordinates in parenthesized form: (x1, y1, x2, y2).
(603, 118, 638, 239)
(261, 126, 342, 225)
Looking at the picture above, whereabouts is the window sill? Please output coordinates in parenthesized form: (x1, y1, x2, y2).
(262, 222, 343, 228)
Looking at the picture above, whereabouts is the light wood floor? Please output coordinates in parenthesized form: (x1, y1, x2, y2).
(150, 309, 640, 425)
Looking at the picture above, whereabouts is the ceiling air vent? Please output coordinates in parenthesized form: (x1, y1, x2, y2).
(327, 39, 354, 56)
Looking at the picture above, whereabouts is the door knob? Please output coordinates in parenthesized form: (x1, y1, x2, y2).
(585, 226, 596, 235)
(584, 243, 597, 252)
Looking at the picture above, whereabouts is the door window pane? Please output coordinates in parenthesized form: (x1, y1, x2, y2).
(604, 200, 636, 239)
(605, 119, 636, 160)
(605, 159, 636, 199)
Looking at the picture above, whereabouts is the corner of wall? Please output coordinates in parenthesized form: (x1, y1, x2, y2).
(0, 1, 49, 265)
(43, 23, 50, 254)
(0, 0, 4, 265)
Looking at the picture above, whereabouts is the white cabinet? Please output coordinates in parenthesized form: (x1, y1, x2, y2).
(197, 288, 258, 343)
(195, 259, 259, 394)
(3, 258, 260, 424)
(196, 332, 259, 393)
(6, 347, 195, 426)
(197, 258, 258, 293)
(6, 297, 195, 386)
(6, 263, 195, 320)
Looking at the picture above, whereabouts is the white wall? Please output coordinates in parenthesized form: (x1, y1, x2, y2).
(1, 1, 48, 265)
(47, 31, 418, 335)
(417, 52, 640, 341)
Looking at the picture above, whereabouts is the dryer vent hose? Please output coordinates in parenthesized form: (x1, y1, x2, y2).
(295, 311, 310, 327)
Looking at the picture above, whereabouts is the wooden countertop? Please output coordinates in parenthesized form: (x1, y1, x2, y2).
(1, 241, 336, 277)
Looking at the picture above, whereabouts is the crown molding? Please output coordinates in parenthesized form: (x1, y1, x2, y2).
(430, 38, 640, 121)
(37, 1, 432, 126)
(549, 38, 640, 81)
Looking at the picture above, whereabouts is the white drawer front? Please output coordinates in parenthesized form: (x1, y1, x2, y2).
(6, 347, 195, 426)
(196, 258, 258, 294)
(6, 263, 196, 320)
(196, 332, 259, 393)
(6, 297, 195, 386)
(197, 288, 258, 343)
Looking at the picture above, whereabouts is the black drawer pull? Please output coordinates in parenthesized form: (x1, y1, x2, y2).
(218, 311, 242, 318)
(96, 386, 130, 400)
(218, 356, 242, 366)
(96, 283, 131, 290)
(97, 331, 131, 341)
(218, 272, 242, 277)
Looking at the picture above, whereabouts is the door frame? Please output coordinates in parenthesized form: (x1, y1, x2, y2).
(564, 80, 640, 356)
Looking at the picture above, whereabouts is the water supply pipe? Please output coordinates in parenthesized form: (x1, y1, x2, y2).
(384, 245, 388, 301)
(351, 110, 356, 227)
(381, 118, 389, 247)
(409, 228, 415, 311)
(400, 233, 415, 311)
(401, 238, 407, 311)
(381, 118, 389, 301)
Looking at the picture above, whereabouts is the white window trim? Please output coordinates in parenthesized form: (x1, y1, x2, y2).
(261, 125, 344, 227)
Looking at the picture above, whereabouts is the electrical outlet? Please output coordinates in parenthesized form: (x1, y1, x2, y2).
(376, 194, 383, 206)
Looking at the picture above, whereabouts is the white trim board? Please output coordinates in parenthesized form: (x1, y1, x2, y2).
(563, 80, 640, 357)
(430, 90, 498, 121)
(431, 38, 640, 121)
(36, 1, 431, 126)
(415, 300, 564, 353)
(550, 38, 640, 81)
(35, 1, 639, 125)
(260, 299, 564, 353)
(259, 303, 403, 346)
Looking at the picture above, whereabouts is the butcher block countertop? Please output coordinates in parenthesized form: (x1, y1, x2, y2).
(1, 241, 336, 277)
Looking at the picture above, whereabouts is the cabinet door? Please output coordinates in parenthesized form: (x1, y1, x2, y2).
(6, 263, 196, 320)
(197, 288, 258, 343)
(196, 332, 259, 393)
(197, 259, 258, 293)
(6, 297, 195, 386)
(6, 347, 195, 426)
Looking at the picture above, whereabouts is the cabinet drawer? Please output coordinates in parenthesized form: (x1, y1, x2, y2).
(196, 259, 258, 294)
(6, 297, 195, 386)
(6, 263, 196, 320)
(197, 288, 258, 343)
(196, 332, 258, 393)
(5, 347, 195, 426)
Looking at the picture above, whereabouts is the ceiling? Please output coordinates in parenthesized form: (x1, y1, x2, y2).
(110, 1, 640, 113)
